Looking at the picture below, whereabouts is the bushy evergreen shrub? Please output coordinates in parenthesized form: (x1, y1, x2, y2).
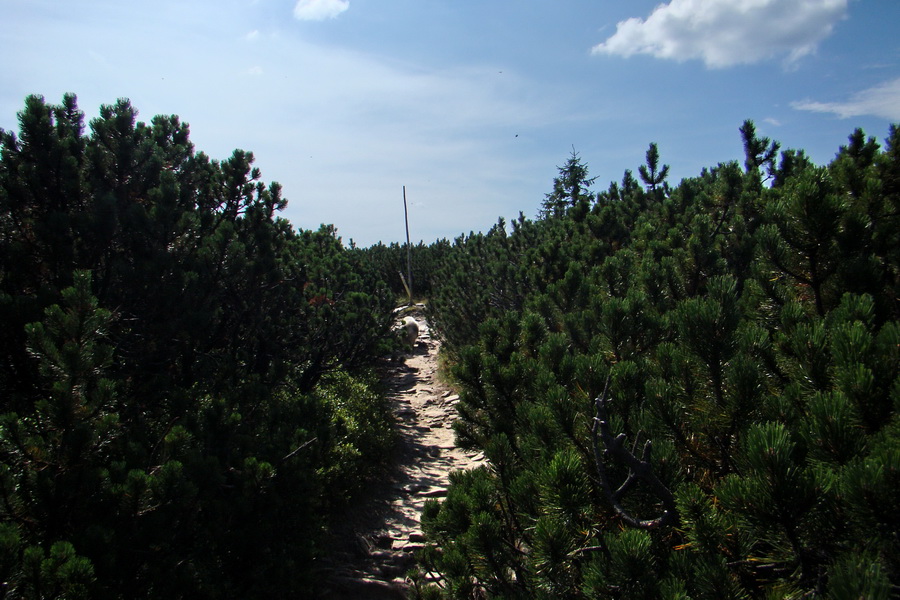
(0, 95, 396, 598)
(420, 123, 900, 598)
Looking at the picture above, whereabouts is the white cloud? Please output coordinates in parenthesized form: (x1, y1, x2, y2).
(245, 30, 260, 41)
(791, 77, 900, 120)
(293, 0, 349, 21)
(592, 0, 848, 69)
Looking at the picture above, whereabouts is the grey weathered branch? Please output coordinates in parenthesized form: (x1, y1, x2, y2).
(591, 380, 678, 529)
(281, 437, 318, 463)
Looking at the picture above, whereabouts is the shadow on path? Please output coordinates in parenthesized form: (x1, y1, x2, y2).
(318, 311, 482, 599)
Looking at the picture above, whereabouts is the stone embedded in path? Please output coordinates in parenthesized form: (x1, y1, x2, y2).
(378, 563, 407, 579)
(330, 577, 407, 600)
(331, 314, 486, 596)
(420, 487, 448, 498)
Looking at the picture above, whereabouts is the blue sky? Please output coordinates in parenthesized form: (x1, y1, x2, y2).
(2, 0, 899, 246)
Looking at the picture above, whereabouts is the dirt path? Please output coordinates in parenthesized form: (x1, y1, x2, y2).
(320, 311, 483, 599)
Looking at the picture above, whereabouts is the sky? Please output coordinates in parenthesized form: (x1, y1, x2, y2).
(2, 0, 899, 247)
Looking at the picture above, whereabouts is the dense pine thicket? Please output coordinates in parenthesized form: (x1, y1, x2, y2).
(3, 91, 898, 599)
(418, 124, 900, 598)
(0, 94, 397, 598)
(356, 239, 454, 302)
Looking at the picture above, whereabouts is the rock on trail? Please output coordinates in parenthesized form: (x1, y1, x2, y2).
(320, 311, 482, 598)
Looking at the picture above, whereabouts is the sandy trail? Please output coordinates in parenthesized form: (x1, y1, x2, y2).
(320, 313, 482, 598)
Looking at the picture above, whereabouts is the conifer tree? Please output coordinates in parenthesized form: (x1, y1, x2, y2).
(756, 164, 846, 316)
(540, 150, 596, 219)
(0, 271, 111, 598)
(638, 141, 670, 195)
(739, 119, 780, 179)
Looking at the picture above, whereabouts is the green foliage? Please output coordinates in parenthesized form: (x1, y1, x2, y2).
(313, 370, 395, 503)
(354, 237, 453, 300)
(638, 141, 670, 196)
(540, 150, 597, 219)
(419, 121, 900, 598)
(5, 92, 899, 599)
(0, 95, 396, 597)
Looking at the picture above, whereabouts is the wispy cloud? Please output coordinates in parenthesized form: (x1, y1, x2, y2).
(178, 35, 574, 244)
(293, 0, 349, 21)
(791, 77, 900, 120)
(592, 0, 847, 69)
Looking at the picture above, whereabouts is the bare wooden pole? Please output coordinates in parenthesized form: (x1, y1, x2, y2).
(403, 185, 413, 305)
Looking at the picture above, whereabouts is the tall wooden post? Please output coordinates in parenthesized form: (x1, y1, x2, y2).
(403, 185, 413, 305)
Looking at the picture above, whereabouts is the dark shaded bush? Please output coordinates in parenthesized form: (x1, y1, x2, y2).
(0, 94, 396, 598)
